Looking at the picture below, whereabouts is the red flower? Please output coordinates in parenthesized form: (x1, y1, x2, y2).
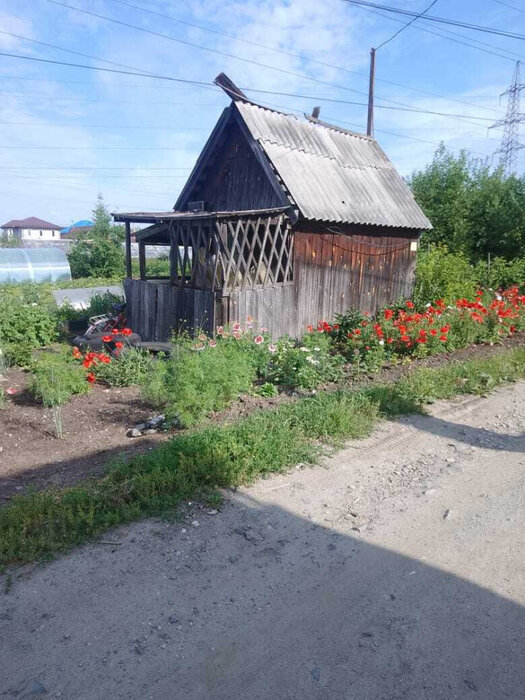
(307, 324, 314, 333)
(386, 338, 394, 344)
(102, 335, 113, 343)
(83, 358, 93, 368)
(400, 334, 410, 343)
(439, 334, 448, 342)
(86, 372, 96, 383)
(406, 301, 415, 309)
(111, 329, 120, 334)
(354, 329, 361, 336)
(98, 354, 111, 364)
(430, 329, 437, 336)
(384, 309, 394, 321)
(72, 347, 82, 358)
(120, 328, 133, 336)
(510, 325, 517, 333)
(114, 341, 124, 349)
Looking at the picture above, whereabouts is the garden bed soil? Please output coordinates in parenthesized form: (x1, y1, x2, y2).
(0, 334, 523, 502)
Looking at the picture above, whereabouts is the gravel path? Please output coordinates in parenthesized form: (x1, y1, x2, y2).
(2, 382, 524, 699)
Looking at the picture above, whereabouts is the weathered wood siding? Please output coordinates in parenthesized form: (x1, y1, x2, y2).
(222, 230, 417, 337)
(183, 122, 283, 212)
(124, 279, 215, 341)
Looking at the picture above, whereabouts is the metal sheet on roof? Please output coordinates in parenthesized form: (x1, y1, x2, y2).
(235, 102, 431, 230)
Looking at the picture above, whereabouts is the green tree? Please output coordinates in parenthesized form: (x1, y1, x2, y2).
(68, 195, 125, 278)
(0, 231, 20, 248)
(408, 145, 525, 262)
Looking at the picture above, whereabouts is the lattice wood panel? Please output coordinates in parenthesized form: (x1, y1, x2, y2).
(168, 213, 292, 292)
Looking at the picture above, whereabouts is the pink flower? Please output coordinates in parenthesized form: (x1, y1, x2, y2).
(232, 322, 241, 332)
(216, 326, 224, 335)
(233, 331, 242, 340)
(209, 340, 217, 348)
(193, 342, 205, 351)
(254, 335, 264, 345)
(268, 344, 277, 354)
(198, 333, 207, 341)
(246, 315, 254, 323)
(260, 327, 268, 333)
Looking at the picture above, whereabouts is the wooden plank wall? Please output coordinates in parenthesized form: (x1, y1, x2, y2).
(188, 123, 283, 212)
(224, 231, 416, 337)
(124, 279, 215, 341)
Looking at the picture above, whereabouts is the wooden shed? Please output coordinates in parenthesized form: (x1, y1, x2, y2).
(115, 75, 431, 341)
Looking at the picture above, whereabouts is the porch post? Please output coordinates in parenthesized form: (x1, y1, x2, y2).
(138, 241, 146, 280)
(125, 220, 132, 278)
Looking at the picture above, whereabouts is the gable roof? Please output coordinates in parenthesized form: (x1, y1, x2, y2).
(234, 102, 431, 230)
(1, 216, 62, 230)
(176, 100, 431, 231)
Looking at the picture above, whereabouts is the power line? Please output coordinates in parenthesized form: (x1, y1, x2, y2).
(359, 5, 524, 62)
(0, 52, 504, 127)
(101, 0, 503, 115)
(342, 1, 525, 40)
(492, 0, 525, 14)
(43, 0, 505, 119)
(0, 51, 211, 86)
(0, 119, 209, 129)
(44, 0, 374, 101)
(376, 0, 437, 50)
(0, 29, 157, 77)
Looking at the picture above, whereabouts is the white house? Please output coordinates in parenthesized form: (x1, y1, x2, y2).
(1, 216, 63, 241)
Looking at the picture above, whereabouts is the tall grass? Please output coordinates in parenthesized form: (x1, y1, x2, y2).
(1, 347, 523, 565)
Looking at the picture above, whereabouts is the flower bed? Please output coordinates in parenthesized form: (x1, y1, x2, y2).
(323, 286, 525, 373)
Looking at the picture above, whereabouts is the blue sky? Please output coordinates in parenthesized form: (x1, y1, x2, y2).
(0, 0, 523, 226)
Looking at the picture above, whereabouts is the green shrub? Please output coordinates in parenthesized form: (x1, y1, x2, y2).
(414, 245, 478, 306)
(29, 347, 90, 438)
(55, 291, 122, 324)
(269, 332, 344, 390)
(474, 256, 525, 291)
(143, 334, 260, 427)
(30, 348, 90, 405)
(0, 297, 57, 366)
(94, 348, 153, 387)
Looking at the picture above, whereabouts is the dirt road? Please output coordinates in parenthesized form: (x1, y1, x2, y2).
(2, 383, 524, 699)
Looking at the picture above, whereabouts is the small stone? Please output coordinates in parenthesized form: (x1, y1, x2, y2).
(191, 520, 200, 527)
(310, 667, 320, 682)
(207, 509, 218, 515)
(464, 679, 478, 692)
(142, 428, 158, 435)
(443, 509, 451, 520)
(126, 428, 142, 438)
(168, 615, 179, 624)
(29, 681, 47, 694)
(446, 457, 456, 464)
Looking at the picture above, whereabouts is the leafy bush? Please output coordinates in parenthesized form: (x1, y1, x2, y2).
(0, 296, 57, 366)
(414, 245, 477, 306)
(474, 256, 525, 291)
(268, 332, 343, 390)
(30, 348, 91, 404)
(30, 348, 91, 437)
(94, 347, 153, 387)
(55, 291, 122, 324)
(143, 331, 262, 427)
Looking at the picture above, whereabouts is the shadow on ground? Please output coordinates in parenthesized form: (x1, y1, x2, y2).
(2, 488, 524, 700)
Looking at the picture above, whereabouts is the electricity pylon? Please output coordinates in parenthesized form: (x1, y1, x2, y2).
(489, 61, 524, 175)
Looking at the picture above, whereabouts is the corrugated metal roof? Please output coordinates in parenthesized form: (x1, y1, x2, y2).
(235, 102, 431, 230)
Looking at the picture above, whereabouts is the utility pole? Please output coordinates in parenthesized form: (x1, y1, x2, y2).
(489, 61, 525, 175)
(367, 47, 376, 137)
